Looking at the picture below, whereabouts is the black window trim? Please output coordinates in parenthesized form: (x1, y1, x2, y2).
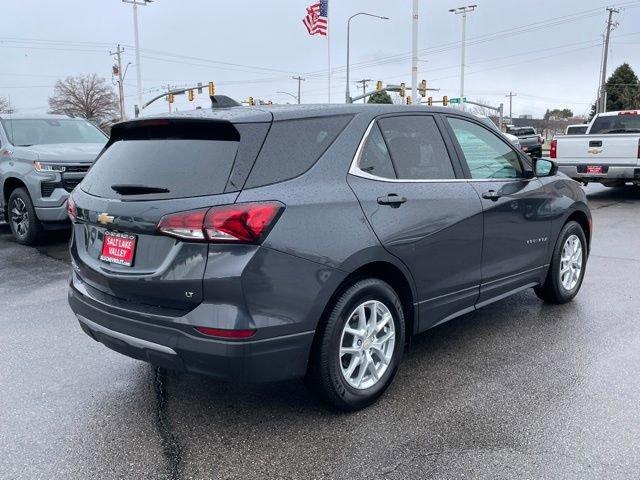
(349, 113, 467, 183)
(440, 113, 534, 182)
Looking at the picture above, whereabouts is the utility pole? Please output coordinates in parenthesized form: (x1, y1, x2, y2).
(411, 0, 419, 102)
(449, 5, 477, 111)
(598, 7, 619, 113)
(505, 91, 517, 119)
(356, 79, 372, 102)
(292, 76, 305, 104)
(110, 44, 126, 120)
(123, 0, 152, 117)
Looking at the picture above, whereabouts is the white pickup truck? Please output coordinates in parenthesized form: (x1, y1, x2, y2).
(552, 110, 640, 187)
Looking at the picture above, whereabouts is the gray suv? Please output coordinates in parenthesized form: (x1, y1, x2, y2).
(0, 114, 107, 244)
(67, 105, 591, 410)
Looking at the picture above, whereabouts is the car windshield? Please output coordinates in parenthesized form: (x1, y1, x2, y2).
(1, 118, 107, 146)
(590, 114, 640, 134)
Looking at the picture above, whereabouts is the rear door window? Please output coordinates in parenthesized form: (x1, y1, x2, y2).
(357, 124, 396, 179)
(245, 115, 352, 188)
(377, 115, 456, 180)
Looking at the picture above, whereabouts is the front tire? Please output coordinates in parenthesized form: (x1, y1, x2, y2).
(8, 188, 43, 245)
(307, 278, 405, 411)
(535, 221, 587, 304)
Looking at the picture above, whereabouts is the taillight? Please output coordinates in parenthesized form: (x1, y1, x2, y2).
(67, 196, 77, 221)
(157, 202, 284, 243)
(550, 138, 557, 159)
(195, 326, 256, 339)
(157, 208, 208, 241)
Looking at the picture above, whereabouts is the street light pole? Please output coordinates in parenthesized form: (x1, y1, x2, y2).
(123, 0, 152, 117)
(277, 91, 299, 104)
(346, 12, 389, 103)
(449, 5, 476, 110)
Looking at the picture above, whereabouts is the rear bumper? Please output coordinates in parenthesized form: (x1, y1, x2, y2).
(68, 280, 315, 383)
(558, 164, 640, 183)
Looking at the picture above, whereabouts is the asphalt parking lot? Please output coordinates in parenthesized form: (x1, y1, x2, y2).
(1, 184, 639, 480)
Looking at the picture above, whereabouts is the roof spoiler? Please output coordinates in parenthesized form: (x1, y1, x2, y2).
(210, 95, 242, 109)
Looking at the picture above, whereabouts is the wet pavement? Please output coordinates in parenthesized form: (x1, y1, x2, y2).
(1, 184, 639, 479)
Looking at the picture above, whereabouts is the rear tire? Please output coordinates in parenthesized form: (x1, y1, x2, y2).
(307, 278, 405, 411)
(8, 188, 43, 245)
(534, 221, 587, 304)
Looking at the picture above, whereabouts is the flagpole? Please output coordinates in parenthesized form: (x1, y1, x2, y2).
(327, 3, 331, 103)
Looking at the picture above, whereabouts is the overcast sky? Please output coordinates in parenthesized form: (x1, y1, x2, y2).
(3, 0, 640, 118)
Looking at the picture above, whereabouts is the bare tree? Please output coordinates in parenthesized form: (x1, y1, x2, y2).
(469, 98, 496, 117)
(48, 74, 119, 123)
(0, 96, 11, 113)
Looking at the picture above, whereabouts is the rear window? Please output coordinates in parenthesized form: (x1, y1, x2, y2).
(244, 115, 352, 189)
(590, 113, 640, 134)
(567, 125, 588, 134)
(81, 139, 238, 200)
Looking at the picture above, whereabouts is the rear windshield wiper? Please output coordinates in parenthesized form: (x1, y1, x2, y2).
(111, 184, 170, 195)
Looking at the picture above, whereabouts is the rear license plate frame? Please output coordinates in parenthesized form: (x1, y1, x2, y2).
(100, 231, 137, 267)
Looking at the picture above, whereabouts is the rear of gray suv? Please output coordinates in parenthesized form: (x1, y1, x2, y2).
(68, 105, 591, 410)
(0, 114, 107, 244)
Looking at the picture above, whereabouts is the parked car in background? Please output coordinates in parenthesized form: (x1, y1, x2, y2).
(0, 114, 107, 244)
(477, 116, 522, 150)
(565, 124, 588, 135)
(553, 110, 640, 187)
(68, 104, 591, 410)
(506, 125, 544, 158)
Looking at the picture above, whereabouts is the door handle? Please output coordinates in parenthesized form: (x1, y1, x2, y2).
(481, 190, 501, 201)
(377, 194, 407, 208)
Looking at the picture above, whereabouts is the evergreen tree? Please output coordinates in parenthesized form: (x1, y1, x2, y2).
(367, 91, 393, 104)
(590, 63, 640, 118)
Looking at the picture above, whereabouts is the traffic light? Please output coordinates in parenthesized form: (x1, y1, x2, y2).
(399, 82, 406, 98)
(167, 93, 175, 104)
(443, 95, 449, 106)
(406, 96, 412, 105)
(248, 97, 255, 106)
(427, 96, 433, 106)
(187, 89, 194, 101)
(419, 79, 427, 97)
(197, 82, 203, 94)
(375, 80, 383, 91)
(208, 82, 216, 96)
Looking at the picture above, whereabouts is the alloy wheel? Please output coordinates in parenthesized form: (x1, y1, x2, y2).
(560, 234, 583, 291)
(10, 197, 29, 238)
(339, 300, 396, 390)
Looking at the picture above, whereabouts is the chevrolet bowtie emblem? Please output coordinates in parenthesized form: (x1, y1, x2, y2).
(97, 213, 115, 225)
(588, 147, 603, 155)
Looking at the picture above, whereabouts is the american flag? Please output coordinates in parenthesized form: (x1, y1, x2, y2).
(302, 0, 328, 36)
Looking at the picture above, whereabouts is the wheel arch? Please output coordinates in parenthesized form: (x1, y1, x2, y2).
(2, 177, 28, 216)
(565, 209, 591, 252)
(318, 250, 418, 340)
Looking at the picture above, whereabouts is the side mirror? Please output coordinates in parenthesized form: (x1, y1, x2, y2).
(534, 158, 558, 177)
